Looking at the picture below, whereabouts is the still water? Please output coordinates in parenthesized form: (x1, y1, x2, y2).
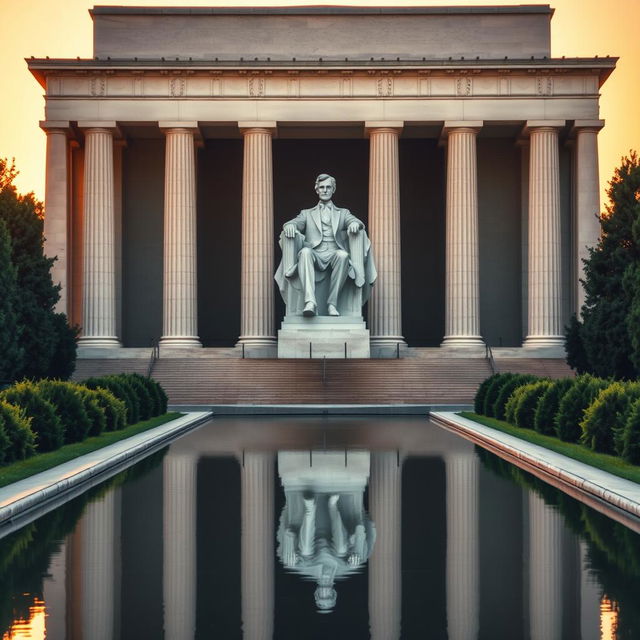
(1, 417, 639, 639)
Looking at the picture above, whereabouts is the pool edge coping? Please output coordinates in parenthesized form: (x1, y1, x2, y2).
(0, 411, 212, 534)
(431, 411, 640, 533)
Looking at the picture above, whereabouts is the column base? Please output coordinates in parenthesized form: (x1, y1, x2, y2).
(236, 336, 277, 359)
(160, 336, 202, 348)
(440, 335, 485, 349)
(370, 336, 407, 359)
(78, 336, 122, 348)
(522, 335, 565, 349)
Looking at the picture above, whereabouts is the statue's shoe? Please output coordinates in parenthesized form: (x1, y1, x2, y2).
(327, 304, 340, 317)
(303, 301, 316, 317)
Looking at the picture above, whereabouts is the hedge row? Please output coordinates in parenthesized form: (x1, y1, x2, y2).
(0, 374, 168, 466)
(474, 372, 640, 464)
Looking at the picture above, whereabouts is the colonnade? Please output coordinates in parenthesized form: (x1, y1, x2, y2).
(42, 119, 602, 351)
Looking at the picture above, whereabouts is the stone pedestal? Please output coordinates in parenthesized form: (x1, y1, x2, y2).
(278, 316, 370, 358)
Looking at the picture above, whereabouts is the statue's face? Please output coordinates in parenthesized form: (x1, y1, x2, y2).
(315, 178, 335, 202)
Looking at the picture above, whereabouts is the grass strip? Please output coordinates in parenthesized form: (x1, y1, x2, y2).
(0, 413, 182, 489)
(459, 412, 640, 485)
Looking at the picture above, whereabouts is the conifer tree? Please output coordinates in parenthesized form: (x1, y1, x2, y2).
(0, 219, 24, 382)
(0, 158, 77, 380)
(566, 153, 640, 379)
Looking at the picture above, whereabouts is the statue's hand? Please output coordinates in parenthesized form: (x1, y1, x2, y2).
(284, 223, 297, 239)
(348, 553, 362, 567)
(348, 221, 361, 235)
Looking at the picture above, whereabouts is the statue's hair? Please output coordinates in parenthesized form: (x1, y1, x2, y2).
(315, 173, 336, 190)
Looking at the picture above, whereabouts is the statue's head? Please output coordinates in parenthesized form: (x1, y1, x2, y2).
(314, 173, 336, 201)
(314, 585, 337, 612)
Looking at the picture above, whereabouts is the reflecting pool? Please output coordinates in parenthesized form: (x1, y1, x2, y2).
(1, 417, 639, 639)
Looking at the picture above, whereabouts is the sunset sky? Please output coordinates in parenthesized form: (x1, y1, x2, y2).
(0, 0, 638, 205)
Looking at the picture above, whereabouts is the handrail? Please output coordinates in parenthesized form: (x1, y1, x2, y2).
(485, 342, 498, 375)
(147, 338, 160, 378)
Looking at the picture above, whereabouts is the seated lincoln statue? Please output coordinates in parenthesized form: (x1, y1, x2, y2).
(275, 173, 376, 317)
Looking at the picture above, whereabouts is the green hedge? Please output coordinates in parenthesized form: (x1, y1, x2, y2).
(0, 374, 168, 466)
(473, 371, 640, 466)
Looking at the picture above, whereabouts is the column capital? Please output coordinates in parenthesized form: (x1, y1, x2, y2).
(238, 121, 277, 135)
(442, 120, 483, 135)
(159, 121, 200, 133)
(39, 120, 71, 135)
(78, 121, 122, 137)
(522, 120, 566, 137)
(570, 119, 605, 136)
(365, 121, 403, 136)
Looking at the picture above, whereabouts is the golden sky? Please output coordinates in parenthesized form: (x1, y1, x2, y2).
(0, 0, 638, 204)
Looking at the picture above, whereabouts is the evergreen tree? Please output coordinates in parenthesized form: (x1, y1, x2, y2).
(566, 153, 640, 379)
(0, 158, 78, 380)
(0, 219, 24, 382)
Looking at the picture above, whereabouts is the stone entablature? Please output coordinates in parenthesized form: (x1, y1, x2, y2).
(38, 65, 605, 100)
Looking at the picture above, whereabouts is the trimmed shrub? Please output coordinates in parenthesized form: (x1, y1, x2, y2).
(474, 373, 503, 415)
(120, 374, 154, 421)
(580, 382, 640, 455)
(533, 378, 575, 435)
(0, 382, 63, 452)
(84, 376, 138, 425)
(0, 413, 11, 464)
(513, 380, 553, 430)
(483, 373, 516, 417)
(36, 380, 91, 444)
(130, 373, 167, 416)
(75, 387, 107, 437)
(554, 375, 609, 442)
(90, 387, 127, 431)
(0, 402, 35, 462)
(621, 398, 640, 464)
(493, 374, 537, 421)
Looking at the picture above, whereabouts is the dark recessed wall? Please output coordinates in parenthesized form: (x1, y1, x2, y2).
(122, 139, 164, 347)
(198, 140, 243, 347)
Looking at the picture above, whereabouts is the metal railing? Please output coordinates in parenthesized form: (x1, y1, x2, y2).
(485, 342, 498, 375)
(147, 338, 159, 378)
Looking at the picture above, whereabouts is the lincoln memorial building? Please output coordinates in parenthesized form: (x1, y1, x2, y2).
(29, 5, 616, 358)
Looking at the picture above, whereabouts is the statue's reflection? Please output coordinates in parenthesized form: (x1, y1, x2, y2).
(276, 451, 376, 612)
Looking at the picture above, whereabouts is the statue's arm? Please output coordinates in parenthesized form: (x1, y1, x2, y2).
(342, 208, 364, 232)
(283, 210, 308, 232)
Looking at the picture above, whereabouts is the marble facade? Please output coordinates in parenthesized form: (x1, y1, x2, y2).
(30, 6, 616, 357)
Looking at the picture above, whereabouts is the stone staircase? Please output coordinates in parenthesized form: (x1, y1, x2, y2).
(73, 355, 573, 406)
(74, 357, 492, 405)
(493, 358, 574, 379)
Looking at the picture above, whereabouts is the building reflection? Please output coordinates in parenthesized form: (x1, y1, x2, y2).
(0, 418, 638, 639)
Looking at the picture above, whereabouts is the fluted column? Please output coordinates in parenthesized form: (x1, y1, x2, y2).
(441, 122, 484, 348)
(160, 123, 201, 348)
(241, 452, 274, 640)
(237, 123, 276, 356)
(80, 490, 119, 640)
(574, 121, 604, 313)
(368, 452, 402, 640)
(78, 123, 121, 347)
(523, 121, 565, 348)
(446, 454, 479, 640)
(163, 454, 197, 640)
(528, 493, 563, 640)
(366, 122, 405, 356)
(41, 121, 70, 316)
